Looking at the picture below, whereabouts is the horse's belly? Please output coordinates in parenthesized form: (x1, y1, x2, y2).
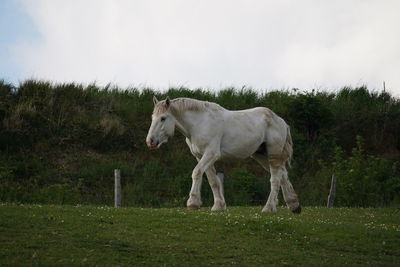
(220, 137, 263, 159)
(219, 117, 265, 159)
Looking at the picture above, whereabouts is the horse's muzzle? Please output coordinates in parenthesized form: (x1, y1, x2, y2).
(146, 137, 159, 149)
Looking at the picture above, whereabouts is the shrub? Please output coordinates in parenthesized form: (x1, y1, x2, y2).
(325, 136, 399, 207)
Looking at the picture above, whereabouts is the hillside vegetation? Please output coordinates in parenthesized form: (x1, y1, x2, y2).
(0, 80, 399, 207)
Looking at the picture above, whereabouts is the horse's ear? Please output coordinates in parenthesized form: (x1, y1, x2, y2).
(153, 96, 159, 106)
(165, 96, 170, 108)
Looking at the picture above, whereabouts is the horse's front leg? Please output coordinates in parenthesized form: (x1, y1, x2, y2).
(187, 149, 220, 210)
(205, 165, 226, 211)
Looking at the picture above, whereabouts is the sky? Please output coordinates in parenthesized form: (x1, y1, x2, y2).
(1, 0, 400, 94)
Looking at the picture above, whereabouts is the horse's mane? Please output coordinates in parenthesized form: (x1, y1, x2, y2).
(154, 98, 222, 116)
(171, 98, 211, 114)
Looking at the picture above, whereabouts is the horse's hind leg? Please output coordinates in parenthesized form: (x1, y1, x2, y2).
(252, 154, 300, 213)
(252, 154, 280, 212)
(263, 158, 283, 212)
(280, 167, 301, 213)
(205, 165, 226, 211)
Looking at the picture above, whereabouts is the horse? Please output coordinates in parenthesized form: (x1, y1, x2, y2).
(146, 96, 301, 213)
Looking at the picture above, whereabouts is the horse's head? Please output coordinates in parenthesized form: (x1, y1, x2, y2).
(146, 96, 176, 149)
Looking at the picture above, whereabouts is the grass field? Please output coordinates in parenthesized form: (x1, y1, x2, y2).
(0, 204, 399, 266)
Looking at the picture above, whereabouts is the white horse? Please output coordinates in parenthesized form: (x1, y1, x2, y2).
(146, 96, 301, 213)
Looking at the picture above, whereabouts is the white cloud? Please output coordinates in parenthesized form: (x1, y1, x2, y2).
(13, 0, 400, 94)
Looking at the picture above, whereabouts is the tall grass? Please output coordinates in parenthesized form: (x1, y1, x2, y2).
(0, 79, 399, 207)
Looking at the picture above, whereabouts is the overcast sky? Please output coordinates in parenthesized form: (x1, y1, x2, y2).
(1, 0, 400, 94)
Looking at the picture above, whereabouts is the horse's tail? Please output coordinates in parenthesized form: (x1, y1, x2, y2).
(282, 125, 293, 168)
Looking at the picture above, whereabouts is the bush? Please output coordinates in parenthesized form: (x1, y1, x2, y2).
(224, 168, 269, 206)
(322, 136, 400, 207)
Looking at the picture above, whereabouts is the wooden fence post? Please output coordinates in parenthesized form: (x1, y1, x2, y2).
(327, 174, 337, 208)
(114, 169, 121, 207)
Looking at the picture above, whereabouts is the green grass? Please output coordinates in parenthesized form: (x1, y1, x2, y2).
(0, 204, 399, 266)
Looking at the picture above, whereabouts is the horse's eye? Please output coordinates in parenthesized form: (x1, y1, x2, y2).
(161, 117, 166, 122)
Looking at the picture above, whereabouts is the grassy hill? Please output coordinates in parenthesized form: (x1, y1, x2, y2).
(0, 80, 399, 207)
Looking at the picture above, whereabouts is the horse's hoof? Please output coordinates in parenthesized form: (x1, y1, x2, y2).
(211, 206, 226, 211)
(211, 201, 226, 211)
(187, 205, 200, 210)
(291, 205, 302, 214)
(262, 205, 277, 213)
